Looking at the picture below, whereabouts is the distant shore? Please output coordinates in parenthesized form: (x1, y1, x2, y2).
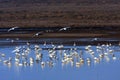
(0, 3, 120, 28)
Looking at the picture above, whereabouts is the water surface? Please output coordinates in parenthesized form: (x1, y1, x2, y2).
(0, 39, 120, 80)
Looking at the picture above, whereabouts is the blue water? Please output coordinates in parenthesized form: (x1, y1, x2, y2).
(0, 43, 120, 80)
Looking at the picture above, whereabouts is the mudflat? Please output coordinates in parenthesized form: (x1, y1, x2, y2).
(0, 3, 120, 28)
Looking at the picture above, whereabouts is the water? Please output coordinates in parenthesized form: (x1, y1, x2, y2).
(0, 39, 120, 80)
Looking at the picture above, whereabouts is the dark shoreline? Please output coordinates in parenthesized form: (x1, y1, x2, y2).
(0, 26, 120, 39)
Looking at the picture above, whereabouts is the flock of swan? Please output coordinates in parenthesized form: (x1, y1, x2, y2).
(0, 42, 119, 69)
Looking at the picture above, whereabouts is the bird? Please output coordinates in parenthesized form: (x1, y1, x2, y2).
(91, 51, 95, 56)
(85, 45, 92, 50)
(109, 50, 114, 54)
(112, 54, 117, 60)
(80, 58, 84, 65)
(3, 57, 12, 66)
(23, 61, 28, 66)
(99, 54, 104, 59)
(1, 53, 5, 57)
(33, 31, 44, 37)
(34, 45, 40, 51)
(8, 26, 19, 32)
(35, 53, 43, 61)
(94, 57, 100, 64)
(59, 27, 71, 31)
(43, 41, 47, 46)
(57, 45, 64, 49)
(12, 46, 21, 53)
(30, 57, 34, 64)
(61, 59, 66, 67)
(92, 38, 98, 41)
(87, 58, 91, 66)
(21, 53, 27, 61)
(3, 60, 9, 64)
(18, 63, 23, 67)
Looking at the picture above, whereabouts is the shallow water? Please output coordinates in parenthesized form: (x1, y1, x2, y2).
(0, 39, 120, 80)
